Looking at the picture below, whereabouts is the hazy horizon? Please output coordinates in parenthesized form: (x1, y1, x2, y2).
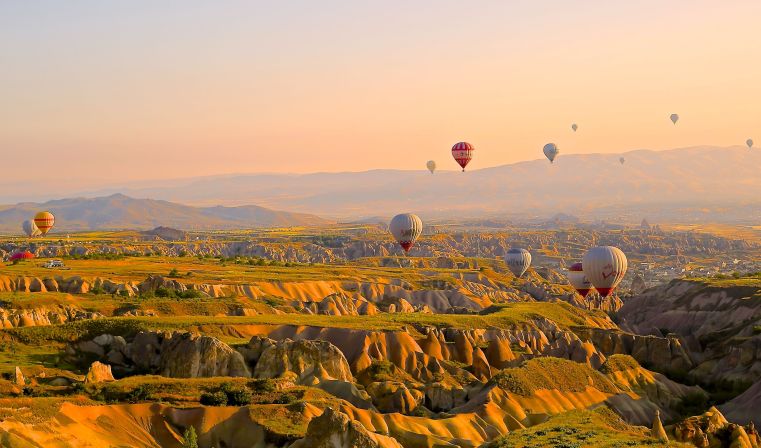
(2, 1, 760, 189)
(0, 144, 750, 206)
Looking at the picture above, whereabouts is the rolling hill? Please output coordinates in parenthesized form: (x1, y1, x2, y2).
(0, 194, 331, 231)
(68, 146, 761, 222)
(1, 146, 760, 224)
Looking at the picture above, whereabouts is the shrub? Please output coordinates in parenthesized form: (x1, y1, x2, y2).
(366, 361, 394, 378)
(273, 393, 297, 405)
(127, 384, 152, 402)
(182, 426, 198, 448)
(168, 268, 181, 278)
(178, 290, 203, 299)
(200, 391, 228, 406)
(252, 379, 277, 393)
(225, 388, 252, 406)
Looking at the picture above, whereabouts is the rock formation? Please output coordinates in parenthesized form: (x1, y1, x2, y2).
(290, 407, 404, 448)
(253, 338, 353, 384)
(651, 410, 668, 443)
(84, 361, 115, 383)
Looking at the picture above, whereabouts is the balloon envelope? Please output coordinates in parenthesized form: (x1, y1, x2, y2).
(619, 157, 625, 165)
(567, 262, 593, 298)
(10, 251, 35, 261)
(504, 248, 531, 277)
(571, 123, 578, 132)
(22, 220, 40, 237)
(582, 246, 628, 297)
(747, 139, 754, 149)
(33, 211, 55, 235)
(451, 142, 474, 171)
(389, 213, 423, 253)
(670, 113, 679, 124)
(426, 160, 436, 174)
(543, 143, 559, 163)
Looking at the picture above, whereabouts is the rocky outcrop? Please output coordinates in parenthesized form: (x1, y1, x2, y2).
(576, 327, 693, 373)
(618, 279, 761, 383)
(365, 382, 423, 414)
(471, 347, 492, 381)
(84, 361, 115, 383)
(720, 378, 761, 424)
(298, 294, 379, 316)
(290, 407, 404, 448)
(13, 367, 24, 387)
(651, 410, 669, 443)
(70, 331, 250, 378)
(138, 332, 250, 378)
(668, 407, 758, 448)
(252, 338, 353, 384)
(0, 305, 101, 328)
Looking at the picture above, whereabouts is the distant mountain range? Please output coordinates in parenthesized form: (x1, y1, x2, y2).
(72, 146, 761, 223)
(1, 146, 759, 225)
(0, 194, 330, 231)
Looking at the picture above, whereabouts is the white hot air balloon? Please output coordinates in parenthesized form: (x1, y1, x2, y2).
(426, 160, 436, 174)
(389, 213, 423, 253)
(582, 246, 628, 297)
(746, 139, 754, 149)
(504, 248, 531, 277)
(543, 143, 559, 163)
(670, 113, 679, 125)
(619, 157, 625, 165)
(571, 123, 578, 132)
(22, 220, 40, 237)
(567, 262, 592, 298)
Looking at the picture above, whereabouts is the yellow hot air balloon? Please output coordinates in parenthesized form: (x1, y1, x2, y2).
(34, 211, 55, 236)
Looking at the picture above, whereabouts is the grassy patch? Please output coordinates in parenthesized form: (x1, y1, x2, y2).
(492, 358, 619, 396)
(599, 355, 641, 375)
(482, 407, 690, 448)
(2, 301, 610, 346)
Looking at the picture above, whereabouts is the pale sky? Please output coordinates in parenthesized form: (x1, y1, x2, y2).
(1, 1, 760, 187)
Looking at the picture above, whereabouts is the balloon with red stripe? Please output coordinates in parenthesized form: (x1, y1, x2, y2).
(389, 213, 423, 253)
(33, 211, 55, 236)
(567, 262, 593, 298)
(451, 142, 474, 172)
(582, 246, 628, 297)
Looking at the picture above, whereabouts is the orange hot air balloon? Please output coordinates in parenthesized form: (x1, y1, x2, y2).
(34, 211, 55, 235)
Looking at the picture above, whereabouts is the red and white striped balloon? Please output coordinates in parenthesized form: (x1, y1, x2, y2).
(451, 142, 474, 172)
(567, 262, 593, 298)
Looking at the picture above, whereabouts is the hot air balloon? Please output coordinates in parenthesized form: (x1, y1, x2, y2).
(22, 220, 40, 237)
(582, 246, 628, 297)
(451, 142, 474, 172)
(426, 160, 437, 174)
(567, 262, 592, 298)
(543, 143, 558, 163)
(389, 213, 423, 253)
(670, 114, 679, 125)
(619, 157, 625, 165)
(571, 123, 578, 132)
(747, 139, 754, 149)
(33, 211, 55, 236)
(504, 248, 531, 277)
(10, 251, 35, 261)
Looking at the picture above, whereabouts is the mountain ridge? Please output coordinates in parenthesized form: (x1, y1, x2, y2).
(2, 146, 760, 223)
(0, 194, 331, 231)
(88, 145, 761, 221)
